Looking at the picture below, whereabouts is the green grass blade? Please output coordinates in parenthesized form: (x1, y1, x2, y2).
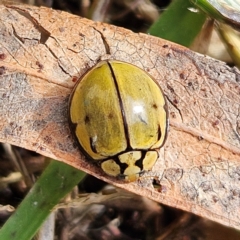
(0, 160, 86, 240)
(148, 0, 206, 47)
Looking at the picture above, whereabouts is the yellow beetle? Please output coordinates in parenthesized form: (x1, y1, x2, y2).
(69, 60, 168, 182)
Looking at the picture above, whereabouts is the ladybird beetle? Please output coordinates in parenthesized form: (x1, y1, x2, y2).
(69, 60, 168, 181)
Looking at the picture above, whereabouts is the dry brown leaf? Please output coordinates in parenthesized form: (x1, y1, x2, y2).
(0, 3, 240, 229)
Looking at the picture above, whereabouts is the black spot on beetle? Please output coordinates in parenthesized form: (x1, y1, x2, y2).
(157, 125, 162, 141)
(90, 137, 97, 153)
(134, 151, 146, 170)
(84, 115, 90, 124)
(152, 103, 158, 109)
(108, 113, 114, 119)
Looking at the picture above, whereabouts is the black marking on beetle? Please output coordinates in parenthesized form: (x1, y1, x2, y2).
(107, 62, 129, 150)
(134, 151, 146, 170)
(71, 122, 78, 132)
(116, 151, 146, 175)
(90, 137, 97, 153)
(152, 103, 158, 109)
(157, 124, 162, 143)
(84, 115, 90, 124)
(108, 113, 114, 119)
(115, 151, 148, 179)
(102, 156, 128, 175)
